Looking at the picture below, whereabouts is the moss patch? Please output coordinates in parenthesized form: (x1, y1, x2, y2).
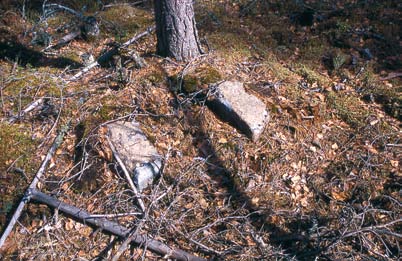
(0, 122, 38, 231)
(100, 6, 153, 42)
(180, 65, 222, 93)
(327, 92, 371, 128)
(295, 64, 331, 87)
(0, 123, 37, 172)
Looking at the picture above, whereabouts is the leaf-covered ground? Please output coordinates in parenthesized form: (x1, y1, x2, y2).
(0, 1, 400, 260)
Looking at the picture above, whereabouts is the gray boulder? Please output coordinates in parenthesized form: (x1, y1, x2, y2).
(208, 81, 269, 141)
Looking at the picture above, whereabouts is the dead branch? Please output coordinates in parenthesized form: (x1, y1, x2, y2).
(69, 25, 155, 81)
(9, 98, 44, 123)
(44, 4, 83, 19)
(27, 188, 206, 261)
(43, 30, 81, 51)
(380, 72, 402, 81)
(0, 123, 70, 249)
(111, 218, 146, 261)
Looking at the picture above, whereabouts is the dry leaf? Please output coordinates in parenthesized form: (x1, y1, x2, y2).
(251, 197, 260, 205)
(218, 137, 227, 144)
(331, 189, 348, 201)
(65, 219, 74, 231)
(390, 160, 399, 168)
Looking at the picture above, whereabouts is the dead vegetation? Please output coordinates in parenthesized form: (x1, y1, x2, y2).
(0, 0, 400, 260)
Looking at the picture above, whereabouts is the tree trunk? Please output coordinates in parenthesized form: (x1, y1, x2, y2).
(154, 0, 202, 61)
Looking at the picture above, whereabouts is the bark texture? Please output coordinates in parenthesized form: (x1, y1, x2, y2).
(154, 0, 202, 61)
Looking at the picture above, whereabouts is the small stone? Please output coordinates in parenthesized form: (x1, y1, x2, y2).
(107, 121, 162, 191)
(208, 81, 269, 141)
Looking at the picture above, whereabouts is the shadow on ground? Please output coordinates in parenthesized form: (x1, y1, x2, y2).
(0, 39, 82, 69)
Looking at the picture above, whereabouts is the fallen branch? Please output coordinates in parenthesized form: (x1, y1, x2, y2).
(380, 72, 402, 81)
(0, 123, 70, 249)
(43, 30, 81, 51)
(69, 25, 155, 81)
(27, 188, 206, 261)
(44, 3, 83, 19)
(111, 219, 145, 261)
(9, 98, 44, 123)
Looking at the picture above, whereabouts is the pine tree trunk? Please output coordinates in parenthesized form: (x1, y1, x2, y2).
(154, 0, 202, 61)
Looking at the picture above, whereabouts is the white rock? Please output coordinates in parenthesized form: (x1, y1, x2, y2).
(209, 81, 269, 141)
(107, 121, 162, 191)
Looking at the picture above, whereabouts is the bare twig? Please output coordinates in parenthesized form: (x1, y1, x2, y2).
(86, 212, 142, 219)
(385, 143, 402, 148)
(69, 26, 155, 81)
(111, 219, 146, 261)
(0, 122, 70, 249)
(27, 189, 206, 261)
(106, 135, 146, 212)
(103, 1, 145, 8)
(43, 30, 81, 51)
(69, 60, 99, 81)
(44, 3, 82, 19)
(341, 219, 402, 239)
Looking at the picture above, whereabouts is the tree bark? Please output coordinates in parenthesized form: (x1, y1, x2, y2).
(154, 0, 202, 61)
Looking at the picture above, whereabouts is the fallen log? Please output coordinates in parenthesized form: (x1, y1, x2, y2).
(27, 188, 206, 261)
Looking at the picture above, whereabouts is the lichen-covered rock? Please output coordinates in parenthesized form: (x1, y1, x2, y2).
(208, 81, 269, 141)
(107, 121, 162, 191)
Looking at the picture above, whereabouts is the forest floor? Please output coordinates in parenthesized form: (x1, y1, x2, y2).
(0, 1, 400, 260)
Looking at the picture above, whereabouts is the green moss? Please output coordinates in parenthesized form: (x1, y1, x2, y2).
(100, 6, 153, 41)
(182, 75, 199, 93)
(335, 21, 352, 33)
(80, 105, 114, 138)
(299, 37, 327, 65)
(263, 54, 294, 81)
(0, 123, 37, 173)
(295, 64, 330, 87)
(351, 67, 401, 119)
(327, 92, 370, 128)
(207, 32, 252, 60)
(0, 123, 37, 229)
(332, 52, 347, 71)
(145, 68, 166, 86)
(4, 68, 63, 112)
(181, 66, 222, 93)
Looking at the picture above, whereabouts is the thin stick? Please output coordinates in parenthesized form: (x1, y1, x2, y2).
(86, 212, 142, 218)
(27, 189, 206, 261)
(69, 60, 99, 81)
(0, 123, 70, 249)
(69, 26, 155, 81)
(106, 136, 146, 212)
(9, 98, 44, 123)
(111, 219, 145, 261)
